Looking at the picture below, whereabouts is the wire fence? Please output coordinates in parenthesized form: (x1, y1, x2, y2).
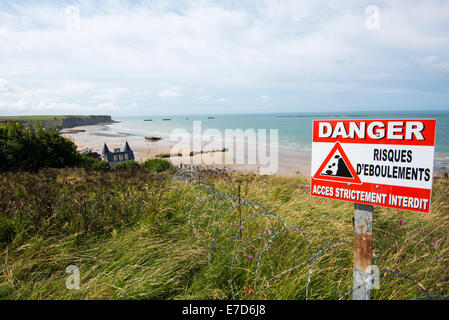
(173, 168, 449, 300)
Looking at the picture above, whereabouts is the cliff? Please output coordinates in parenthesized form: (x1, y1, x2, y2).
(60, 115, 116, 129)
(0, 115, 117, 129)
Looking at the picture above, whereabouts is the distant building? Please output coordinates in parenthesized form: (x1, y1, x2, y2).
(101, 141, 135, 167)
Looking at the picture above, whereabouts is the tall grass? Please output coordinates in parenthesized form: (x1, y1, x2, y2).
(0, 168, 448, 299)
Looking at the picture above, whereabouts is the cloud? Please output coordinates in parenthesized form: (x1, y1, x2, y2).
(0, 79, 136, 114)
(261, 95, 270, 100)
(96, 102, 120, 110)
(158, 89, 182, 98)
(0, 0, 448, 114)
(91, 88, 130, 101)
(413, 56, 449, 75)
(217, 98, 226, 102)
(0, 78, 19, 92)
(360, 73, 399, 80)
(0, 99, 83, 113)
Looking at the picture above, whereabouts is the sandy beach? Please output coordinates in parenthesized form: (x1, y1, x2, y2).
(62, 123, 312, 176)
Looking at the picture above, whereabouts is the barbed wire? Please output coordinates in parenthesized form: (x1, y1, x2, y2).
(173, 168, 448, 300)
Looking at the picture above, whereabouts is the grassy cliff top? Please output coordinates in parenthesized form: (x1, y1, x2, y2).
(0, 115, 108, 120)
(0, 115, 113, 129)
(0, 168, 448, 300)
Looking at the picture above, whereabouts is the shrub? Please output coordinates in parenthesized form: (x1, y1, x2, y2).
(79, 154, 110, 171)
(142, 158, 175, 173)
(78, 153, 96, 168)
(0, 121, 80, 172)
(92, 160, 111, 171)
(112, 161, 141, 171)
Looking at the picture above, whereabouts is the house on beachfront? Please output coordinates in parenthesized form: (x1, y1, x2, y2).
(101, 141, 135, 167)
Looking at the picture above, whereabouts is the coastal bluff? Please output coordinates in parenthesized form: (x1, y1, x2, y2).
(0, 115, 116, 130)
(60, 115, 116, 129)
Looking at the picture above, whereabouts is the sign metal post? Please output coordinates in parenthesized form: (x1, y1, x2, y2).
(353, 203, 373, 300)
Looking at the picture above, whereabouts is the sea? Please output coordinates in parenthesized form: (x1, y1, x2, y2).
(110, 110, 449, 172)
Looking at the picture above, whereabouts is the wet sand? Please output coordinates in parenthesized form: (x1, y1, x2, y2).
(62, 123, 311, 176)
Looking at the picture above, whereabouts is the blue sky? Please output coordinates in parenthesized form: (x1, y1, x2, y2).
(0, 0, 448, 116)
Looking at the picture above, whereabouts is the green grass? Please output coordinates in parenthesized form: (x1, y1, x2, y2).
(0, 115, 89, 123)
(0, 168, 448, 300)
(0, 115, 111, 129)
(0, 115, 95, 120)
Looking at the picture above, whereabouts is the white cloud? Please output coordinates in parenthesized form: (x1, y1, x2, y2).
(0, 0, 448, 114)
(91, 87, 130, 101)
(217, 98, 226, 102)
(0, 79, 135, 114)
(413, 56, 449, 75)
(0, 78, 20, 92)
(97, 102, 120, 110)
(158, 89, 182, 98)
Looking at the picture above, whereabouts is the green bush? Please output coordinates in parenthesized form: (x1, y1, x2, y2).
(0, 121, 80, 172)
(0, 217, 15, 245)
(78, 154, 96, 168)
(142, 158, 175, 173)
(79, 154, 110, 171)
(112, 161, 141, 171)
(92, 160, 111, 171)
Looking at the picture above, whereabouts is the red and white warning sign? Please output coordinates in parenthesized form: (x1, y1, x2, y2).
(311, 119, 436, 213)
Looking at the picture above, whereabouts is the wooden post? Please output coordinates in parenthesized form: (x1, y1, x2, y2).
(353, 203, 373, 300)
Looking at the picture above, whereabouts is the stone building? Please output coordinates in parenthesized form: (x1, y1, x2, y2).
(101, 141, 135, 167)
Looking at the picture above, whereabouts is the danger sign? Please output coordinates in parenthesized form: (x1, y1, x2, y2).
(311, 119, 436, 213)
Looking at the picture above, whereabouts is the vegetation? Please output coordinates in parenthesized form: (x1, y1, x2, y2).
(112, 161, 141, 171)
(142, 158, 176, 173)
(0, 166, 448, 300)
(0, 115, 91, 121)
(78, 154, 111, 171)
(0, 121, 81, 171)
(0, 120, 174, 174)
(109, 159, 175, 172)
(0, 115, 112, 129)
